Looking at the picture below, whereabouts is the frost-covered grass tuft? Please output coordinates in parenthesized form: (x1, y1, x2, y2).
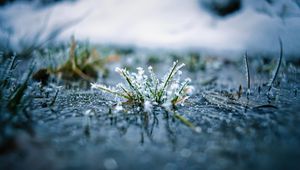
(91, 60, 193, 109)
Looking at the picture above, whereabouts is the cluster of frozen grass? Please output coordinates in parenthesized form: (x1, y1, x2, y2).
(91, 61, 193, 111)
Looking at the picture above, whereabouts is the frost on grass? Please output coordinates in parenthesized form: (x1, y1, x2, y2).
(91, 61, 193, 110)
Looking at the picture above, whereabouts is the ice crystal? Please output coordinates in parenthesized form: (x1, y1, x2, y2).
(92, 60, 193, 110)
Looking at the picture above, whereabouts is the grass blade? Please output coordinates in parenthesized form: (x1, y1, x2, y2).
(268, 38, 283, 92)
(244, 52, 250, 98)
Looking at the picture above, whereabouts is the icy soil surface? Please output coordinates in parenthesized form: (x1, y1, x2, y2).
(1, 52, 300, 170)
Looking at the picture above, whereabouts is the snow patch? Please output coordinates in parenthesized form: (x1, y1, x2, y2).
(1, 0, 300, 57)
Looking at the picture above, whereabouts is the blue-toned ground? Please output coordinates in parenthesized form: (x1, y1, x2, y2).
(0, 48, 300, 170)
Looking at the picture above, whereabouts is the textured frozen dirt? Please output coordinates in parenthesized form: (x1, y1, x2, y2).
(1, 51, 300, 170)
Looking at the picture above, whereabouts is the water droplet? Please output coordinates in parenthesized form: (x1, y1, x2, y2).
(180, 148, 192, 158)
(103, 158, 118, 170)
(195, 126, 202, 133)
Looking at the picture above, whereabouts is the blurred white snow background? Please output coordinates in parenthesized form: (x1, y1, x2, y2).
(0, 0, 300, 57)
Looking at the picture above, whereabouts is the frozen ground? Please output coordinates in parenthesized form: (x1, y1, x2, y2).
(0, 49, 300, 170)
(1, 0, 300, 57)
(1, 1, 300, 169)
